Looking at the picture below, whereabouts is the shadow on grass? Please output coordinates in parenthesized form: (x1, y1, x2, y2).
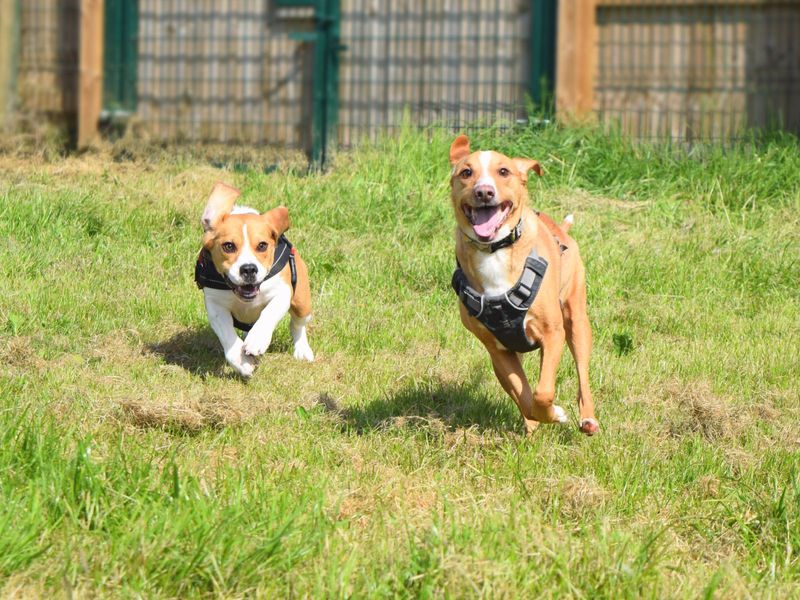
(145, 327, 294, 378)
(324, 376, 524, 435)
(321, 376, 586, 443)
(145, 328, 230, 378)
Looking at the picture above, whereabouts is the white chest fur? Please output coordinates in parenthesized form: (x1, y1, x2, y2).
(471, 248, 513, 296)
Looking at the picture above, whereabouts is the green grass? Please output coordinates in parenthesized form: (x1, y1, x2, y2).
(1, 125, 799, 598)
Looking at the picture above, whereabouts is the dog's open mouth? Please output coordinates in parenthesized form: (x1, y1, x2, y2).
(463, 201, 512, 242)
(233, 283, 260, 301)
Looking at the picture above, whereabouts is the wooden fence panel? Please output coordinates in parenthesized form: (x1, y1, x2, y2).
(588, 0, 800, 140)
(16, 0, 79, 116)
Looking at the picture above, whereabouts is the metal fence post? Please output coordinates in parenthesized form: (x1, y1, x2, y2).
(309, 0, 341, 169)
(529, 0, 557, 113)
(324, 0, 340, 165)
(103, 0, 138, 116)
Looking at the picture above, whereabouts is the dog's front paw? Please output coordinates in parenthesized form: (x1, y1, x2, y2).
(243, 331, 273, 357)
(236, 355, 256, 378)
(551, 405, 568, 424)
(293, 340, 315, 362)
(226, 347, 256, 378)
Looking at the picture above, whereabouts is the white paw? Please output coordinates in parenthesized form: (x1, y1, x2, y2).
(243, 331, 273, 357)
(293, 340, 315, 362)
(552, 405, 568, 424)
(226, 348, 256, 378)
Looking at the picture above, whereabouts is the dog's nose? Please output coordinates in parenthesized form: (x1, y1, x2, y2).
(473, 184, 495, 203)
(240, 263, 258, 282)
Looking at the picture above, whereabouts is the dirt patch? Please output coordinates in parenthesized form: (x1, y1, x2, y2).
(693, 474, 721, 499)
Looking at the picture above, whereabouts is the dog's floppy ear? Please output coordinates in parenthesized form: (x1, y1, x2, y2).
(449, 135, 471, 165)
(201, 182, 241, 232)
(263, 206, 290, 238)
(512, 158, 542, 182)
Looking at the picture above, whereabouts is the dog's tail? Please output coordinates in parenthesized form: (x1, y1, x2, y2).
(561, 213, 574, 233)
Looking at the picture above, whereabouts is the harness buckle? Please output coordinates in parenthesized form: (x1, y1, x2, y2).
(460, 287, 484, 318)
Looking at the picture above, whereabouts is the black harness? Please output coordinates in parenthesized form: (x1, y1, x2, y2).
(451, 248, 549, 353)
(194, 234, 297, 332)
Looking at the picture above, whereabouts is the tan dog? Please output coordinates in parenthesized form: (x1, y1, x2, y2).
(448, 135, 598, 435)
(196, 183, 313, 377)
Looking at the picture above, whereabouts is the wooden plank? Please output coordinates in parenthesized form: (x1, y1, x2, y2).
(556, 0, 597, 121)
(0, 0, 16, 125)
(78, 0, 104, 147)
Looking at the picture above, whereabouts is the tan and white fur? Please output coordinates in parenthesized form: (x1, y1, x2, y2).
(449, 135, 599, 435)
(200, 182, 314, 377)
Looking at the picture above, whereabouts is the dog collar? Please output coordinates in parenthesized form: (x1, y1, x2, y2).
(462, 218, 523, 253)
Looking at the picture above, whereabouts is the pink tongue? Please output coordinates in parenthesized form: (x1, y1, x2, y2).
(472, 206, 507, 239)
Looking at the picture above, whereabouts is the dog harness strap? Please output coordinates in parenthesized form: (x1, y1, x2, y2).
(264, 235, 295, 283)
(451, 248, 549, 353)
(194, 236, 298, 331)
(289, 249, 297, 289)
(233, 317, 254, 332)
(194, 249, 230, 290)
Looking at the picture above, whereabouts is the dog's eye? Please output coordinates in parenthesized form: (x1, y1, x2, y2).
(221, 242, 236, 253)
(498, 167, 510, 177)
(256, 241, 268, 252)
(459, 168, 472, 179)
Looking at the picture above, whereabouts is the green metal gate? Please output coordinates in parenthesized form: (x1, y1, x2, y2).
(103, 0, 137, 115)
(279, 0, 342, 166)
(101, 0, 554, 167)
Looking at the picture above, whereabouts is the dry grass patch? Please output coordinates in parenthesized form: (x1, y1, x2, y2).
(664, 380, 753, 441)
(120, 393, 247, 433)
(0, 336, 45, 372)
(546, 475, 609, 521)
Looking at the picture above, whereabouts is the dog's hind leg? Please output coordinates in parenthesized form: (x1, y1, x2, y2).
(562, 263, 599, 435)
(288, 253, 314, 362)
(289, 313, 314, 362)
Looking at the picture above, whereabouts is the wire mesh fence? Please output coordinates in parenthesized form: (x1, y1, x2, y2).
(135, 0, 536, 149)
(595, 0, 800, 142)
(16, 0, 79, 117)
(135, 1, 313, 147)
(4, 0, 800, 156)
(337, 0, 533, 146)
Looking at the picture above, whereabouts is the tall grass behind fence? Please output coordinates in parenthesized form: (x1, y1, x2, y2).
(594, 0, 800, 142)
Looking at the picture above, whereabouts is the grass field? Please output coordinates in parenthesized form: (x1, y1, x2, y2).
(1, 126, 799, 598)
